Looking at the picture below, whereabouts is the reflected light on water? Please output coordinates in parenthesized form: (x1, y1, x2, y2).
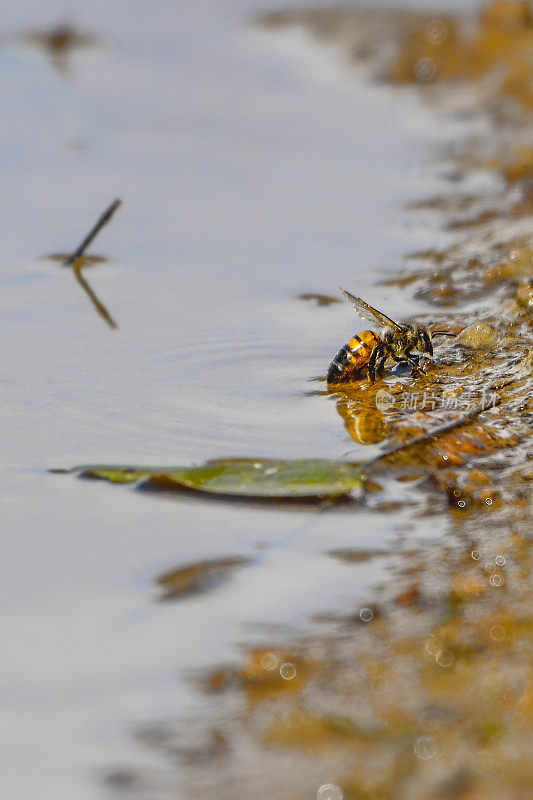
(415, 56, 437, 81)
(261, 652, 280, 671)
(425, 19, 448, 44)
(414, 735, 437, 760)
(316, 784, 343, 800)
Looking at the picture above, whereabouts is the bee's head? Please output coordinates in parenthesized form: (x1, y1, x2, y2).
(415, 325, 433, 356)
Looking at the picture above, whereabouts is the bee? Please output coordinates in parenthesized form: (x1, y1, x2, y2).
(328, 289, 453, 385)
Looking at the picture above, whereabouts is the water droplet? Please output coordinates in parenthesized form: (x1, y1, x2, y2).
(280, 662, 297, 681)
(490, 574, 504, 588)
(490, 625, 505, 642)
(317, 784, 343, 800)
(471, 550, 480, 560)
(495, 555, 506, 567)
(425, 19, 447, 44)
(261, 652, 279, 671)
(359, 607, 374, 622)
(414, 735, 437, 760)
(435, 649, 454, 667)
(415, 57, 437, 81)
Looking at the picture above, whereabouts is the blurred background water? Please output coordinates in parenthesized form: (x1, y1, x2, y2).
(0, 1, 479, 798)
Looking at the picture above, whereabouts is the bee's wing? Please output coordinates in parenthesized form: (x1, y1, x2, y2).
(340, 289, 403, 332)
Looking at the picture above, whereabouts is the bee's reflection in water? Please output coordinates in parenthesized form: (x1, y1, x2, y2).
(331, 384, 391, 445)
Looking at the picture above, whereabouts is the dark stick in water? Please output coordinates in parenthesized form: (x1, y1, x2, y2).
(63, 198, 122, 266)
(63, 199, 122, 329)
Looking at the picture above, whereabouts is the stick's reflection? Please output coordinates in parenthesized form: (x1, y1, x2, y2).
(16, 23, 99, 76)
(73, 259, 118, 330)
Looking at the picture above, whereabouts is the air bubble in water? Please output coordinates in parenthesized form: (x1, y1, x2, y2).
(414, 736, 437, 760)
(424, 637, 440, 659)
(435, 649, 454, 667)
(317, 784, 343, 800)
(425, 19, 447, 44)
(495, 555, 506, 566)
(490, 574, 504, 588)
(415, 57, 437, 81)
(280, 662, 297, 680)
(490, 625, 505, 642)
(261, 652, 279, 671)
(359, 607, 374, 622)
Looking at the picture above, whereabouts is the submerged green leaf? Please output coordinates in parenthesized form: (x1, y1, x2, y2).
(64, 458, 363, 500)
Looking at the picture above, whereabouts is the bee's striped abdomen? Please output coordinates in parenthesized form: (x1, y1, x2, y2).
(327, 343, 353, 383)
(327, 331, 380, 384)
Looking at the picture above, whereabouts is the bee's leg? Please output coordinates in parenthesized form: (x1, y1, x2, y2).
(370, 343, 388, 381)
(367, 344, 380, 384)
(367, 359, 376, 385)
(386, 350, 415, 375)
(376, 353, 387, 378)
(386, 351, 403, 364)
(403, 349, 422, 374)
(378, 343, 395, 376)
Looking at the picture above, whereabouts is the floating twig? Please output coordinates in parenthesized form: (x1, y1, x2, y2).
(64, 199, 122, 329)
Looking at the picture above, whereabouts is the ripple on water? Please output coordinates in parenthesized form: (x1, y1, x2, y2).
(147, 333, 338, 460)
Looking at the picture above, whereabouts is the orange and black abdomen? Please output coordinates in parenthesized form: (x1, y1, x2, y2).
(327, 331, 381, 384)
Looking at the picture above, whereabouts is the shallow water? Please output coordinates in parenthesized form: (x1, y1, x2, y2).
(1, 1, 481, 798)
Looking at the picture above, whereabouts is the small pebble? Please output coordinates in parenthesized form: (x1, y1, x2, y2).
(458, 322, 498, 349)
